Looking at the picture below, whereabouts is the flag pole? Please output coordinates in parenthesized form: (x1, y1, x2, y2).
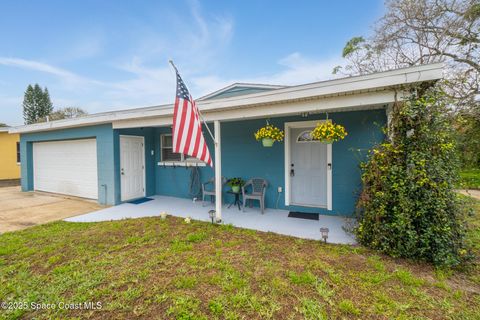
(169, 60, 216, 145)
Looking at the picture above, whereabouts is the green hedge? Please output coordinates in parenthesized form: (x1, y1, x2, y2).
(356, 88, 472, 267)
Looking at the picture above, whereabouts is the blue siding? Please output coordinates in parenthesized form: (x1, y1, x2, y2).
(19, 109, 386, 215)
(154, 109, 386, 216)
(20, 124, 116, 205)
(154, 125, 215, 198)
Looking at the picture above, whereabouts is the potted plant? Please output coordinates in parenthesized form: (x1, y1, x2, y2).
(227, 177, 245, 193)
(310, 121, 347, 143)
(254, 124, 284, 147)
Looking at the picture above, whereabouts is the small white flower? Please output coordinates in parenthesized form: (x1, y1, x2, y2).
(184, 217, 191, 224)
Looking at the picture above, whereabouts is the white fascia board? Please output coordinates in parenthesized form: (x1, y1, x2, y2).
(113, 90, 396, 128)
(197, 63, 443, 112)
(10, 63, 443, 134)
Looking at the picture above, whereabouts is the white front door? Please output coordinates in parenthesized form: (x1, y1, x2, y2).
(120, 135, 145, 201)
(285, 121, 332, 209)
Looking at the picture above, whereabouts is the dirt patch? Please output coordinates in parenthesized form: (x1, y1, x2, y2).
(457, 189, 480, 200)
(0, 179, 20, 188)
(0, 186, 102, 233)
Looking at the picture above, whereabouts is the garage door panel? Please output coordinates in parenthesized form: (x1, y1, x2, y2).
(33, 139, 98, 199)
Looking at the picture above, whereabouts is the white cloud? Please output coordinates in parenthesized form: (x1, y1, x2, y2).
(0, 57, 110, 91)
(191, 53, 344, 97)
(0, 57, 83, 82)
(0, 1, 345, 124)
(0, 51, 344, 122)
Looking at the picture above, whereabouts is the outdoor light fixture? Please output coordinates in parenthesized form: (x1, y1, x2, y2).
(160, 211, 168, 220)
(320, 227, 329, 243)
(208, 210, 216, 224)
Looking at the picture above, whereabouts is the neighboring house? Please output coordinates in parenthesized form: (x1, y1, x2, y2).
(10, 63, 443, 217)
(0, 127, 21, 181)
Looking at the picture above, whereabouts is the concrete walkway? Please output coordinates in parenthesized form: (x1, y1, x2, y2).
(66, 195, 356, 244)
(0, 187, 102, 233)
(457, 189, 480, 201)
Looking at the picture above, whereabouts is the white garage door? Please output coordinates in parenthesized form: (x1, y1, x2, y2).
(33, 139, 98, 199)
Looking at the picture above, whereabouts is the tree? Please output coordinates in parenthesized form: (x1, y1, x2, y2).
(37, 107, 88, 122)
(0, 123, 8, 127)
(22, 84, 54, 124)
(336, 0, 479, 112)
(356, 87, 471, 266)
(22, 85, 35, 124)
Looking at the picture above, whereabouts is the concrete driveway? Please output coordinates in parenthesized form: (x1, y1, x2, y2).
(0, 186, 102, 233)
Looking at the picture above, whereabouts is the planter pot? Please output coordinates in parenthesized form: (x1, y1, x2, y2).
(231, 185, 240, 193)
(262, 138, 275, 147)
(320, 139, 333, 144)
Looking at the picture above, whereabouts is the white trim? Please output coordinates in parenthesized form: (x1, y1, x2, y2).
(113, 91, 393, 129)
(214, 120, 222, 221)
(327, 143, 332, 210)
(284, 120, 332, 210)
(10, 63, 444, 133)
(157, 161, 206, 167)
(120, 135, 146, 201)
(198, 83, 287, 100)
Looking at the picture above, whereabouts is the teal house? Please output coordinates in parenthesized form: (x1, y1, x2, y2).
(11, 64, 443, 220)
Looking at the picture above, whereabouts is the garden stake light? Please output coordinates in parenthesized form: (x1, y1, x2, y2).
(320, 227, 329, 243)
(208, 210, 216, 224)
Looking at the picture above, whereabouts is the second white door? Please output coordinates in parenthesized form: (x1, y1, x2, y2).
(290, 127, 328, 207)
(120, 135, 145, 201)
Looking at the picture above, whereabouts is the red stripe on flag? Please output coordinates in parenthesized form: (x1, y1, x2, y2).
(174, 99, 188, 153)
(183, 101, 196, 155)
(171, 70, 214, 167)
(192, 123, 201, 158)
(200, 141, 207, 163)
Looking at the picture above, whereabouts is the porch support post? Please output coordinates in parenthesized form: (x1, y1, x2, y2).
(214, 120, 222, 221)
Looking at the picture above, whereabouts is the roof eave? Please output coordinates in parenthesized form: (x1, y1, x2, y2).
(9, 63, 444, 134)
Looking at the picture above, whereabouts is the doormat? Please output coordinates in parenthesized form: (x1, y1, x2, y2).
(128, 197, 153, 205)
(288, 211, 319, 220)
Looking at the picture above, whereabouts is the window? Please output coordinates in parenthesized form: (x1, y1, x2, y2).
(296, 130, 314, 142)
(16, 142, 20, 163)
(160, 134, 202, 163)
(161, 134, 181, 162)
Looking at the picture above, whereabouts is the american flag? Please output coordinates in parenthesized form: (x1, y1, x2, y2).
(172, 65, 213, 167)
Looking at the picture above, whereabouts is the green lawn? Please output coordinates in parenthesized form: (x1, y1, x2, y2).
(1, 202, 479, 319)
(460, 169, 480, 190)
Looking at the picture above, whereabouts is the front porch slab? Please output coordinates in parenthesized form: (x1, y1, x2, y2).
(65, 195, 356, 244)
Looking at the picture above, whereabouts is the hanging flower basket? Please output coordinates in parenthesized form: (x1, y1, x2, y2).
(262, 138, 274, 147)
(310, 121, 347, 143)
(254, 124, 284, 147)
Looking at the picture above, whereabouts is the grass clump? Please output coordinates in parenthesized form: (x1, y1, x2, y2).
(338, 299, 361, 316)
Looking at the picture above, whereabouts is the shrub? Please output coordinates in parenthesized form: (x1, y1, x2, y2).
(356, 88, 472, 267)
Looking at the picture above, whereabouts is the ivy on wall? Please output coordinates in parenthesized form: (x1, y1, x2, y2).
(356, 86, 472, 267)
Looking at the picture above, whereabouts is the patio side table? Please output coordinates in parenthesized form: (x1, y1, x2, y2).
(227, 190, 242, 210)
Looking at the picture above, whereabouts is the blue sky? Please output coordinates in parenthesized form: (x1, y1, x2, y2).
(0, 0, 384, 125)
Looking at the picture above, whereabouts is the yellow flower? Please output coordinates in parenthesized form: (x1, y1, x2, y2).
(254, 124, 284, 142)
